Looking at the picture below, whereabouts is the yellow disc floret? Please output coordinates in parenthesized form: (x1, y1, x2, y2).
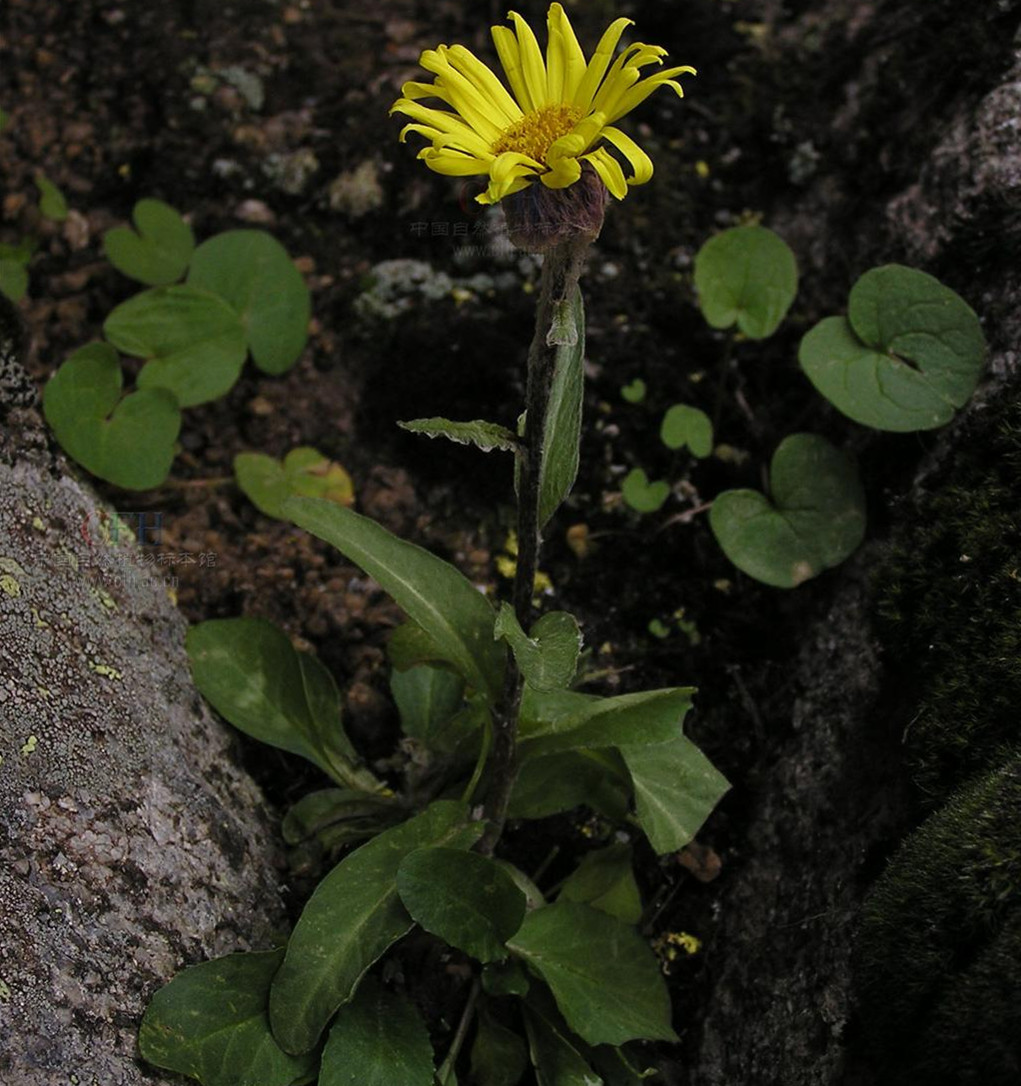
(493, 103, 584, 163)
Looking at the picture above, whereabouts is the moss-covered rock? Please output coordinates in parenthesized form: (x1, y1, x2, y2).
(854, 753, 1021, 1084)
(873, 387, 1021, 800)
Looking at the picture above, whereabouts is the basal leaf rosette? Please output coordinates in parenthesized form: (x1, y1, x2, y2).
(391, 3, 694, 206)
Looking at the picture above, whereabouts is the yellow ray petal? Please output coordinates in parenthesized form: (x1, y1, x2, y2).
(546, 22, 565, 102)
(572, 17, 634, 112)
(605, 66, 696, 124)
(508, 11, 549, 109)
(478, 174, 531, 204)
(491, 24, 534, 113)
(418, 146, 493, 176)
(445, 44, 523, 122)
(540, 154, 582, 189)
(390, 100, 494, 156)
(419, 49, 505, 140)
(547, 110, 607, 162)
(600, 126, 653, 185)
(548, 3, 586, 101)
(583, 147, 628, 199)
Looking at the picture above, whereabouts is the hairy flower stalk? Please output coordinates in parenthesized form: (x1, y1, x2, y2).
(393, 5, 694, 851)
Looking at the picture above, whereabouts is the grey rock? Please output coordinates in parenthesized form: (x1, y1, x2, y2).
(0, 353, 287, 1084)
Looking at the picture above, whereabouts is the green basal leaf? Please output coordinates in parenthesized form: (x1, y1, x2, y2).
(388, 620, 455, 673)
(799, 264, 986, 432)
(281, 788, 400, 846)
(0, 259, 28, 303)
(186, 618, 380, 791)
(104, 284, 247, 407)
(139, 948, 317, 1086)
(269, 800, 483, 1054)
(42, 341, 181, 489)
(621, 734, 730, 854)
(284, 497, 506, 700)
(508, 903, 677, 1046)
(34, 174, 68, 221)
(103, 198, 195, 286)
(398, 417, 519, 453)
(519, 687, 694, 762)
(558, 844, 642, 925)
(482, 960, 532, 998)
(235, 447, 354, 521)
(660, 404, 713, 457)
(694, 224, 798, 339)
(471, 1005, 530, 1086)
(709, 432, 867, 588)
(522, 990, 604, 1086)
(580, 1044, 658, 1086)
(508, 750, 630, 821)
(390, 663, 465, 747)
(318, 977, 434, 1086)
(396, 847, 526, 963)
(620, 378, 646, 405)
(538, 286, 585, 529)
(188, 229, 310, 375)
(494, 605, 581, 693)
(621, 469, 669, 514)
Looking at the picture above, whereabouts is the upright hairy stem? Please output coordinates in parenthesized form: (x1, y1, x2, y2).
(479, 239, 588, 854)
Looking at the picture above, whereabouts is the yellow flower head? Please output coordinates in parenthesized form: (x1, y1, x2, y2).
(391, 4, 695, 206)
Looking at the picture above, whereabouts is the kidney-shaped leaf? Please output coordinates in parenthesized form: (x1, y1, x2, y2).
(507, 902, 677, 1046)
(621, 468, 670, 514)
(285, 497, 505, 700)
(235, 447, 354, 521)
(397, 847, 526, 963)
(709, 433, 866, 588)
(139, 949, 317, 1086)
(42, 341, 181, 489)
(694, 225, 798, 339)
(270, 801, 483, 1055)
(799, 264, 986, 432)
(103, 198, 195, 286)
(660, 404, 713, 457)
(318, 977, 434, 1086)
(104, 284, 247, 407)
(621, 735, 730, 855)
(188, 229, 310, 375)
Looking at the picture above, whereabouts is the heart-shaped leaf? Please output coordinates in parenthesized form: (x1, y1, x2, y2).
(396, 847, 527, 963)
(709, 433, 866, 588)
(694, 225, 798, 339)
(103, 198, 195, 286)
(235, 447, 355, 521)
(318, 978, 434, 1086)
(508, 902, 677, 1046)
(798, 264, 986, 432)
(494, 605, 581, 692)
(660, 404, 713, 457)
(139, 949, 318, 1086)
(620, 378, 646, 404)
(42, 341, 181, 489)
(269, 801, 483, 1054)
(104, 284, 247, 407)
(621, 468, 669, 514)
(188, 229, 310, 375)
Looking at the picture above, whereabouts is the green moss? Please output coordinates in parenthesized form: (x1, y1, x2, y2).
(855, 753, 1021, 1082)
(874, 390, 1021, 799)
